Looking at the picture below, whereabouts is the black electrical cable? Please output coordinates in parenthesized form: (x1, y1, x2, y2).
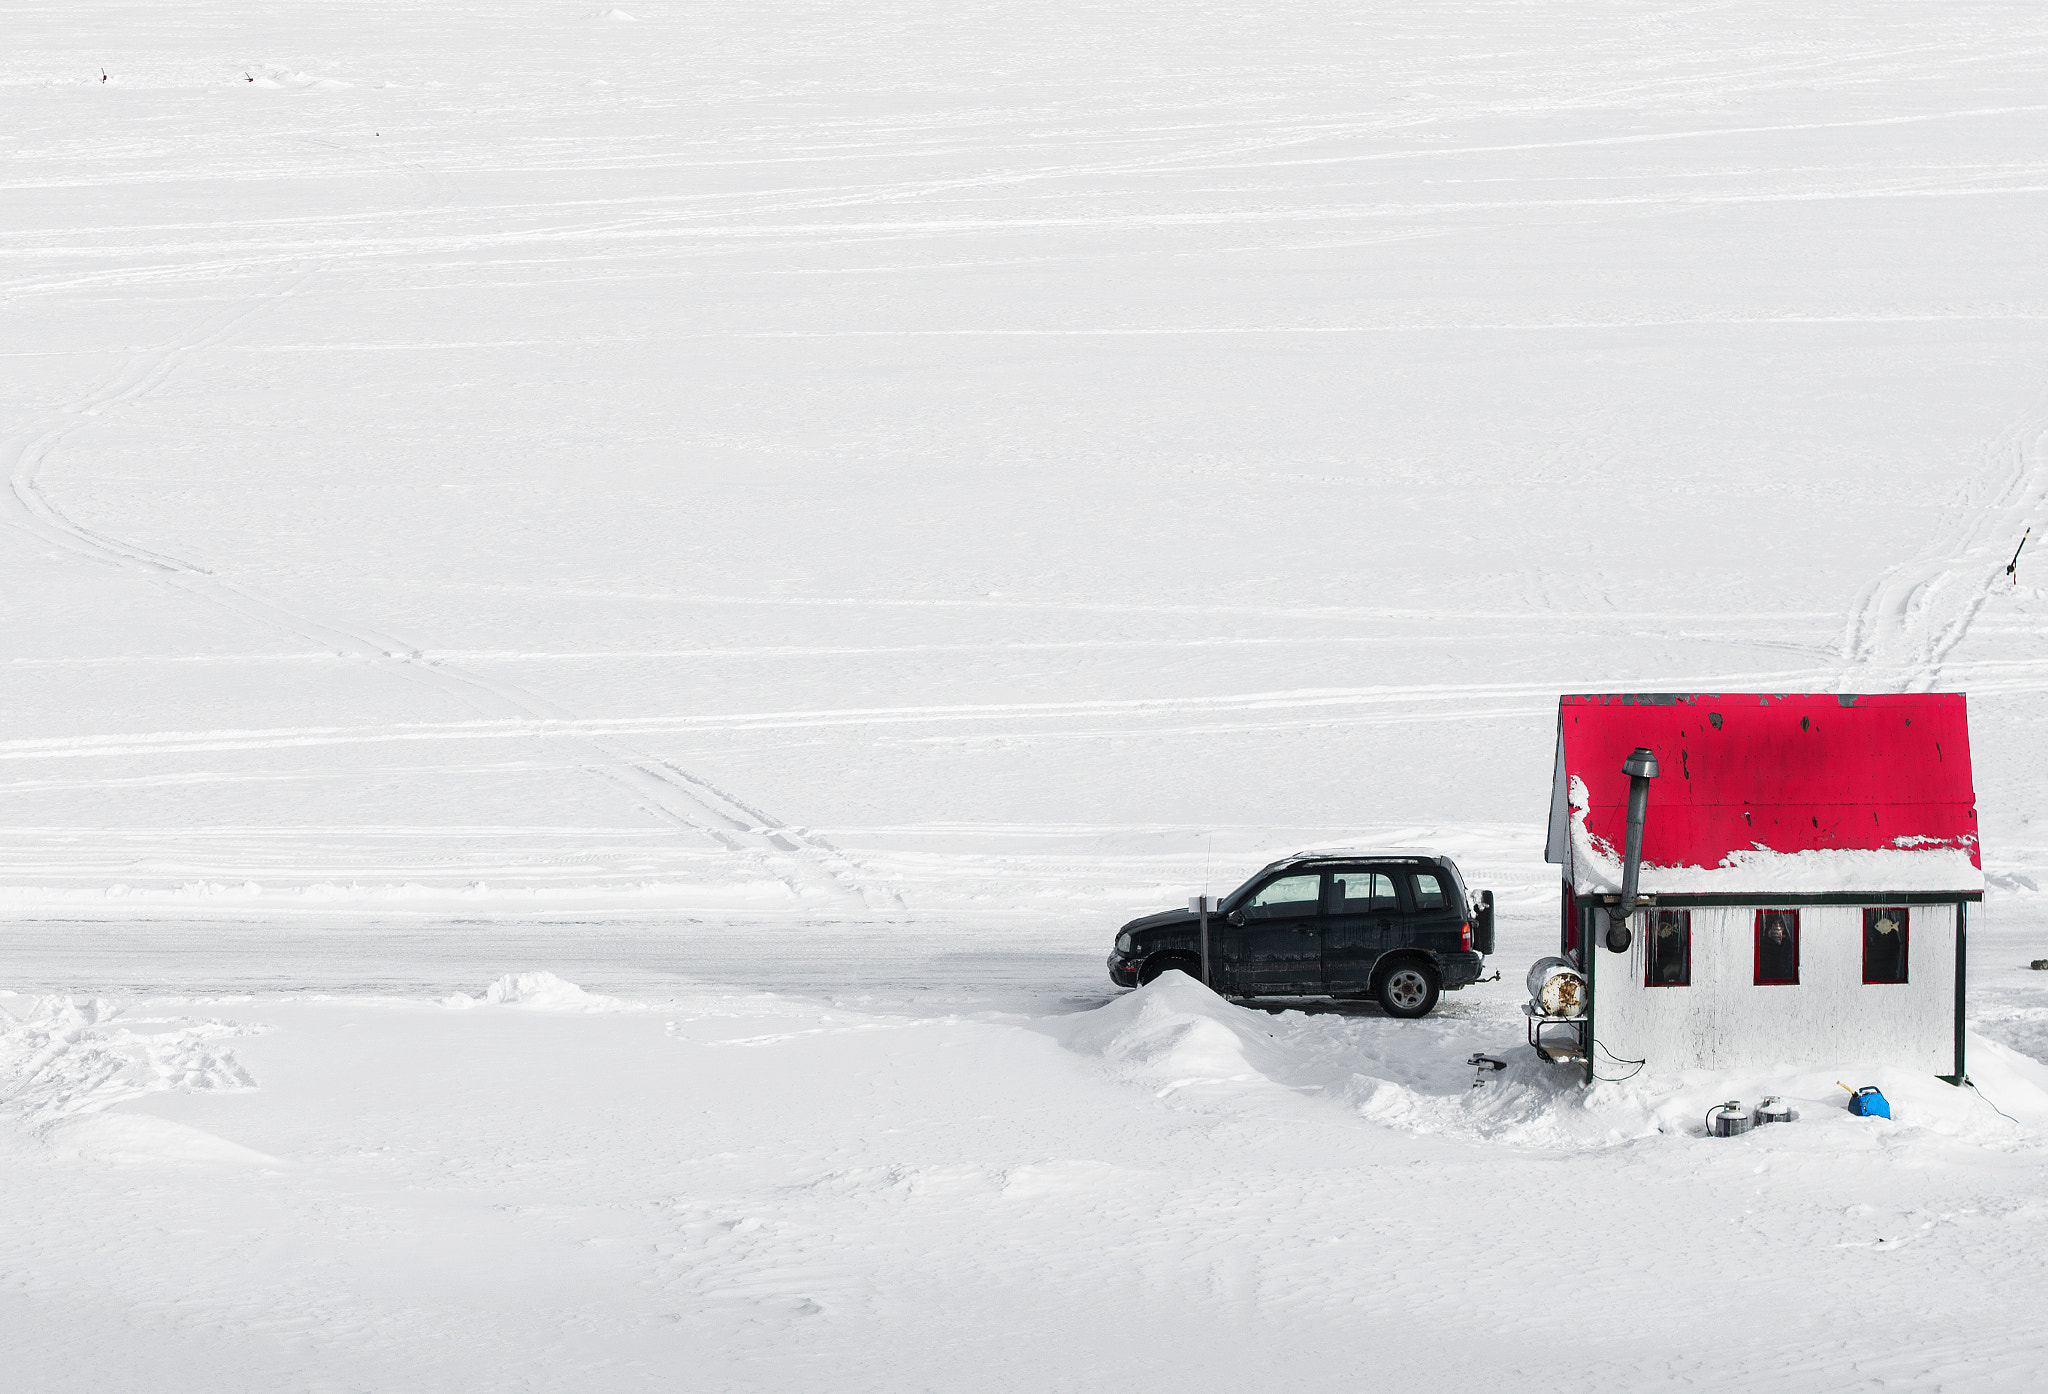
(1966, 1078, 2021, 1126)
(1590, 1039, 1646, 1083)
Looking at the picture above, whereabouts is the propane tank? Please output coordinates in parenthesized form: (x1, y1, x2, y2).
(1526, 957, 1568, 998)
(1525, 957, 1588, 1018)
(1706, 1101, 1752, 1137)
(1753, 1096, 1798, 1126)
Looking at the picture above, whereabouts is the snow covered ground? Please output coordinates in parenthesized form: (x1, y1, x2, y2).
(7, 1, 2048, 1388)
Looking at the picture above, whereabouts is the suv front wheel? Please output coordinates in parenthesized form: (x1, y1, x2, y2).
(1139, 954, 1203, 987)
(1375, 960, 1440, 1018)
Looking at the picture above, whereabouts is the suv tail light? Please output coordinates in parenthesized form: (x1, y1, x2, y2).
(1460, 921, 1473, 952)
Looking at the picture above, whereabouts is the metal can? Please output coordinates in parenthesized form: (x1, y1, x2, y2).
(1526, 956, 1572, 999)
(1525, 957, 1588, 1018)
(1538, 968, 1586, 1018)
(1753, 1096, 1798, 1126)
(1706, 1101, 1752, 1137)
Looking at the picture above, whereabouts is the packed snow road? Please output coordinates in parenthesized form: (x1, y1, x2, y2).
(7, 909, 2048, 1391)
(7, 954, 2048, 1394)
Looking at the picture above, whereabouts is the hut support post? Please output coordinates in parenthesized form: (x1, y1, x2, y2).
(1942, 900, 1968, 1085)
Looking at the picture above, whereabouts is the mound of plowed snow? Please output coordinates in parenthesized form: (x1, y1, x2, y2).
(1055, 970, 1291, 1090)
(1055, 977, 2048, 1151)
(443, 972, 628, 1012)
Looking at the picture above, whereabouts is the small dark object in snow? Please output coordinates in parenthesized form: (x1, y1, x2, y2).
(2031, 959, 2048, 970)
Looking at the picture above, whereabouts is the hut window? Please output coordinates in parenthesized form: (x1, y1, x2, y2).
(1645, 910, 1690, 986)
(1863, 908, 1909, 984)
(1754, 910, 1800, 985)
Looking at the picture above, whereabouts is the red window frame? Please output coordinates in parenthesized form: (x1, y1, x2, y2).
(1753, 909, 1800, 985)
(1862, 907, 1909, 984)
(1644, 909, 1691, 987)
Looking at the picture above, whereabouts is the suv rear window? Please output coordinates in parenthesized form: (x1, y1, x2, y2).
(1410, 871, 1448, 911)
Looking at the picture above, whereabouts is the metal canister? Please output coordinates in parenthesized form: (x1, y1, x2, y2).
(1526, 956, 1571, 999)
(1537, 967, 1587, 1018)
(1753, 1096, 1798, 1126)
(1525, 957, 1588, 1018)
(1706, 1101, 1752, 1137)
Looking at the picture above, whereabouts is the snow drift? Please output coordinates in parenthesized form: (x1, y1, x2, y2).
(441, 971, 630, 1012)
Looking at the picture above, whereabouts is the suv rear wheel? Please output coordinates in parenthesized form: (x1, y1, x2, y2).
(1375, 960, 1440, 1018)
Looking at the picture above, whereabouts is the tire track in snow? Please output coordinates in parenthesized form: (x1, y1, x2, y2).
(0, 282, 893, 911)
(1838, 390, 2048, 692)
(0, 665, 1846, 763)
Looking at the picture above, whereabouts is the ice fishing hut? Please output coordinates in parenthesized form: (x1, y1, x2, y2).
(1537, 693, 1980, 1082)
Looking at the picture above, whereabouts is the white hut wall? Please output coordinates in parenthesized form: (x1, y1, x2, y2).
(1592, 904, 1955, 1072)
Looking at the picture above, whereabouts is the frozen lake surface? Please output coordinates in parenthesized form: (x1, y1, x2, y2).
(6, 1, 2048, 1388)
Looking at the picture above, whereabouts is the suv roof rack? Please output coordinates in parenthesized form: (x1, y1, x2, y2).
(1282, 847, 1450, 864)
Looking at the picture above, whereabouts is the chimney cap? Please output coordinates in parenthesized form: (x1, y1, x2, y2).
(1623, 746, 1659, 779)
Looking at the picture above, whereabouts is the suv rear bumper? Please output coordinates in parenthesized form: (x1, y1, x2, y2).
(1108, 954, 1140, 989)
(1438, 950, 1486, 989)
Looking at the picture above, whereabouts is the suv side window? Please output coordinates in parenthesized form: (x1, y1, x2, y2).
(1244, 873, 1321, 919)
(1410, 871, 1449, 912)
(1328, 871, 1398, 912)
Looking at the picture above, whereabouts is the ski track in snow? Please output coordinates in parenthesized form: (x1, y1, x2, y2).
(0, 282, 894, 912)
(1839, 387, 2048, 692)
(0, 669, 1853, 762)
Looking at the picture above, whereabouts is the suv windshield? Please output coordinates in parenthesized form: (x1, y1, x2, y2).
(1219, 868, 1268, 910)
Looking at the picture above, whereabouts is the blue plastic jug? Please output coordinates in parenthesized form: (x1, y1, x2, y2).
(1848, 1086, 1891, 1119)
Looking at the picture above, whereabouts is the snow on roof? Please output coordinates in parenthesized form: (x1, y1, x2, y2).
(1544, 693, 1980, 897)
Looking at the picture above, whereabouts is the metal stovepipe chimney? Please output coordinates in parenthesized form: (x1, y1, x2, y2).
(1606, 746, 1659, 952)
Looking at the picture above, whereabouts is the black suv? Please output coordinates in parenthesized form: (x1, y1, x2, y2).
(1106, 851, 1494, 1017)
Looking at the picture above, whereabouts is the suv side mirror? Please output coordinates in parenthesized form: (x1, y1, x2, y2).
(1225, 910, 1245, 928)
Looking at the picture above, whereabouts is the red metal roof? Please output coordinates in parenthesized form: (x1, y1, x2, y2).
(1547, 693, 1978, 886)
